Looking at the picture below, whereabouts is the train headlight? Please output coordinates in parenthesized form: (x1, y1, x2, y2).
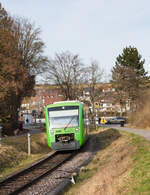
(75, 128, 79, 131)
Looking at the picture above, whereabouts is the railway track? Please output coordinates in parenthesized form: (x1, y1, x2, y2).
(0, 151, 75, 195)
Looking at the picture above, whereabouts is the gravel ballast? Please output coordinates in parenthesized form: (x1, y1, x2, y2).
(21, 135, 98, 195)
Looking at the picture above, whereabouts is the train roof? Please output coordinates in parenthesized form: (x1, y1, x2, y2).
(45, 101, 83, 108)
(53, 100, 82, 104)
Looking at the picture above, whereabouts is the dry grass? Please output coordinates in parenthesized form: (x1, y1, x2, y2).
(129, 90, 150, 129)
(65, 129, 150, 195)
(0, 132, 50, 179)
(64, 129, 136, 195)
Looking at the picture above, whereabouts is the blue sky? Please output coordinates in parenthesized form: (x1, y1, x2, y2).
(1, 0, 150, 81)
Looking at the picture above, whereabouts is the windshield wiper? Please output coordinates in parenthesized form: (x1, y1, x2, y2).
(64, 116, 75, 130)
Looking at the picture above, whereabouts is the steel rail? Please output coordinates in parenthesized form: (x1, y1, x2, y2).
(0, 151, 75, 195)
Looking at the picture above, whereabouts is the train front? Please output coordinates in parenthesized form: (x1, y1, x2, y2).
(45, 104, 82, 151)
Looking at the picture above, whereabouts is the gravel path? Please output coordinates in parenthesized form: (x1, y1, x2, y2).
(107, 124, 150, 141)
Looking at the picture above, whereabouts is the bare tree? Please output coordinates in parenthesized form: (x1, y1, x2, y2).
(111, 65, 128, 115)
(0, 4, 47, 135)
(86, 60, 103, 115)
(44, 51, 85, 100)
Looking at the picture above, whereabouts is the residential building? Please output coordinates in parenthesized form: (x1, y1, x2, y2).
(20, 83, 130, 117)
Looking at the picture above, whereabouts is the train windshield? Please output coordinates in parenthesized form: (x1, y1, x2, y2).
(48, 106, 79, 129)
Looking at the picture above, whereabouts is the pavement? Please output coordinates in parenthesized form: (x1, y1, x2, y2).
(1, 122, 150, 141)
(25, 123, 150, 141)
(0, 124, 44, 141)
(23, 124, 43, 134)
(105, 124, 150, 141)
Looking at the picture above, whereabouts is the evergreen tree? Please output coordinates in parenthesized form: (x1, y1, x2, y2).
(111, 46, 149, 113)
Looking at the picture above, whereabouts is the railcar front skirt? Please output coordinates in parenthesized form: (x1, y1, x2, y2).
(51, 140, 80, 151)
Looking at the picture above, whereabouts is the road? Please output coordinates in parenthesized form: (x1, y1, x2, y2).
(27, 123, 150, 141)
(23, 124, 43, 134)
(105, 124, 150, 141)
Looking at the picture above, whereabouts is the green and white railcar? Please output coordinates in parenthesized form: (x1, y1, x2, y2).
(45, 101, 88, 151)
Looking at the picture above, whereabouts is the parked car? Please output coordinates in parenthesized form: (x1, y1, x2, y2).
(107, 117, 126, 124)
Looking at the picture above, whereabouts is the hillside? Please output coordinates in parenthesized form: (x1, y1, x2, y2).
(64, 129, 150, 194)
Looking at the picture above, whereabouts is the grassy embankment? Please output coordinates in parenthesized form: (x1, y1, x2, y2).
(129, 90, 150, 129)
(64, 128, 150, 195)
(1, 128, 150, 194)
(0, 132, 50, 179)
